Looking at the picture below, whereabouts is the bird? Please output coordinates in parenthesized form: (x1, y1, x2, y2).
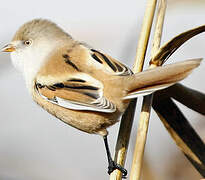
(1, 19, 202, 177)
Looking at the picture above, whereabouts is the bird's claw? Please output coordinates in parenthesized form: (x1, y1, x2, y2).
(108, 160, 127, 178)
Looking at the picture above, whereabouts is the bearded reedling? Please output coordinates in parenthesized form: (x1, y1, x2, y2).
(1, 19, 202, 177)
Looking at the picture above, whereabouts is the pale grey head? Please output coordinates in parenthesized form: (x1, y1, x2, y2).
(1, 19, 73, 88)
(12, 19, 72, 42)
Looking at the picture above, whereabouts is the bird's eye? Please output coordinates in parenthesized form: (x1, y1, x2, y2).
(24, 40, 32, 46)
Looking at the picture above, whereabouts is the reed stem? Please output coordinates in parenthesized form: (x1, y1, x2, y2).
(130, 0, 167, 179)
(110, 0, 158, 179)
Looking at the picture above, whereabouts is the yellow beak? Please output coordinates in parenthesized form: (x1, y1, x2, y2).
(1, 44, 16, 52)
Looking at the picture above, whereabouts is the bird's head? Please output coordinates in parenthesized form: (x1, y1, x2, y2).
(1, 19, 72, 82)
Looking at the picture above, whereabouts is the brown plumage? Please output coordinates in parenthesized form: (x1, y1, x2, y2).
(32, 43, 200, 136)
(2, 19, 202, 176)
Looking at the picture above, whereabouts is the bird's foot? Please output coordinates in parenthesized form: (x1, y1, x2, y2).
(107, 160, 127, 178)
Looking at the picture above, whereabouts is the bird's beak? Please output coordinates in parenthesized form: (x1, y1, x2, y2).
(1, 44, 16, 52)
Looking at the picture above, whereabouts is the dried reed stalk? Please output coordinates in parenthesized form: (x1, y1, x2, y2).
(152, 95, 205, 176)
(151, 24, 205, 66)
(133, 0, 158, 73)
(110, 0, 205, 179)
(150, 23, 205, 177)
(155, 83, 205, 115)
(109, 0, 157, 179)
(130, 0, 167, 180)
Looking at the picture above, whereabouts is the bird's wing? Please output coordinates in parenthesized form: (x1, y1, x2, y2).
(35, 73, 116, 113)
(90, 49, 133, 76)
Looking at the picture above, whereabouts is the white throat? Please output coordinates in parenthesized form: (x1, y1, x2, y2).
(10, 40, 61, 92)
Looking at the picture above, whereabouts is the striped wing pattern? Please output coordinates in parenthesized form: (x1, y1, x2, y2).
(90, 49, 133, 76)
(35, 77, 116, 113)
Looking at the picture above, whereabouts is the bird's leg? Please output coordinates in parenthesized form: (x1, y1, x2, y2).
(103, 135, 127, 178)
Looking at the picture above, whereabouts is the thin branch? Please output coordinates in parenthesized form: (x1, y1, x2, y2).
(130, 1, 167, 179)
(109, 0, 157, 179)
(151, 0, 167, 58)
(129, 94, 153, 180)
(109, 100, 136, 180)
(133, 0, 158, 73)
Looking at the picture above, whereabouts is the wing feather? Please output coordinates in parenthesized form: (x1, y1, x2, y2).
(90, 49, 133, 76)
(35, 75, 116, 113)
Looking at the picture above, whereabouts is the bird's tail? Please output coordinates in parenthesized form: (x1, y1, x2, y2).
(122, 58, 202, 99)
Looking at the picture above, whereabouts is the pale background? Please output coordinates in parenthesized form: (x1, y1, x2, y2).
(0, 0, 205, 180)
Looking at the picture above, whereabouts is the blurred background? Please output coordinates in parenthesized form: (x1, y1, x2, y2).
(0, 0, 205, 179)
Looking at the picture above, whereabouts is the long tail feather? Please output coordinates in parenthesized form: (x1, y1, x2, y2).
(124, 58, 202, 99)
